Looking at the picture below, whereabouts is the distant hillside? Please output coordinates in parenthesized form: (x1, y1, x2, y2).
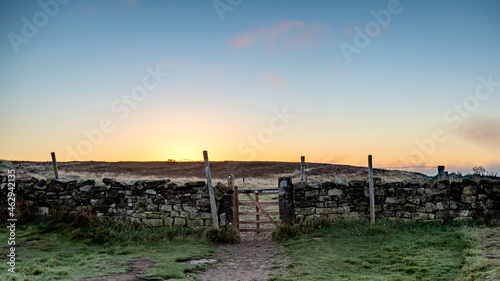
(1, 160, 430, 185)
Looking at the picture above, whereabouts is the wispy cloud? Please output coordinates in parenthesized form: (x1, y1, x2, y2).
(256, 72, 287, 91)
(228, 20, 328, 53)
(231, 34, 256, 48)
(455, 117, 500, 149)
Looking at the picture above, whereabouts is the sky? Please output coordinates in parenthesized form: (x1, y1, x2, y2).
(1, 0, 500, 175)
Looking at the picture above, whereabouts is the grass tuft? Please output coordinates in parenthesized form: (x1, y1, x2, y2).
(203, 226, 241, 244)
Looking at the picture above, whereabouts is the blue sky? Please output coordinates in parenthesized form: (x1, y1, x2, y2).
(1, 0, 500, 175)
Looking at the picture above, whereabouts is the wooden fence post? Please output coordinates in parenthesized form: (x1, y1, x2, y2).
(203, 151, 219, 229)
(51, 152, 59, 179)
(255, 191, 260, 232)
(278, 176, 294, 225)
(229, 174, 239, 229)
(368, 155, 375, 224)
(300, 156, 306, 183)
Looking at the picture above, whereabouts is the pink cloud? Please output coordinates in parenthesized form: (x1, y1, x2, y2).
(256, 72, 287, 91)
(455, 117, 500, 150)
(228, 20, 328, 52)
(231, 34, 258, 48)
(259, 20, 304, 38)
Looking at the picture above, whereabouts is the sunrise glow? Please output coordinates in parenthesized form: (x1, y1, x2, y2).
(1, 0, 499, 175)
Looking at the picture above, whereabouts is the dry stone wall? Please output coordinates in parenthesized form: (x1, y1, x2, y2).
(1, 176, 216, 227)
(3, 175, 499, 227)
(293, 179, 500, 224)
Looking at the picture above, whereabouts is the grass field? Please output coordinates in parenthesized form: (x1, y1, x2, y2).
(0, 219, 214, 281)
(271, 220, 498, 281)
(1, 218, 499, 280)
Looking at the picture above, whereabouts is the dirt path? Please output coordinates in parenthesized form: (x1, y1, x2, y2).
(481, 227, 500, 280)
(195, 232, 290, 281)
(75, 233, 289, 281)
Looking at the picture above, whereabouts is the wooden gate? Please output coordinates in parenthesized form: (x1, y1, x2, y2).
(233, 188, 280, 233)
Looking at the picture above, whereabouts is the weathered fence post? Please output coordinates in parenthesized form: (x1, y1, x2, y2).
(437, 166, 445, 181)
(228, 174, 235, 190)
(51, 152, 59, 179)
(203, 150, 219, 229)
(300, 156, 307, 183)
(368, 155, 375, 224)
(278, 176, 294, 225)
(229, 174, 239, 229)
(255, 191, 260, 232)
